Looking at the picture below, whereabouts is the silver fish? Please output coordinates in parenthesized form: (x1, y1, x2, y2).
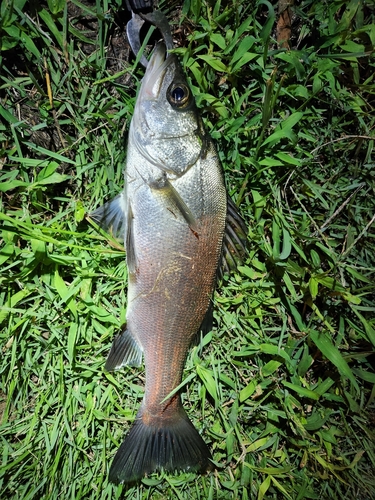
(91, 43, 246, 484)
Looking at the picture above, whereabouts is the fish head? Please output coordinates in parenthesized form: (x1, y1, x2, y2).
(131, 44, 205, 176)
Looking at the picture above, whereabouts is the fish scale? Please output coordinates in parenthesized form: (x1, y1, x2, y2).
(90, 43, 246, 484)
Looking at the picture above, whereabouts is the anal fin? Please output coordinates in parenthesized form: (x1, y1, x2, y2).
(191, 301, 214, 347)
(105, 326, 143, 371)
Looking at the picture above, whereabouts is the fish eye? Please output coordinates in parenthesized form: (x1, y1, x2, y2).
(167, 83, 190, 107)
(172, 87, 186, 101)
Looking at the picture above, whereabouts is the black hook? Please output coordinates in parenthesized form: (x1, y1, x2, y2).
(126, 4, 174, 67)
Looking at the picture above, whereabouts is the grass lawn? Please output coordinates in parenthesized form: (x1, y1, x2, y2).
(1, 0, 375, 498)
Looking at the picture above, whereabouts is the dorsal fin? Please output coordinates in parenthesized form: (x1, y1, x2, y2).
(219, 196, 248, 278)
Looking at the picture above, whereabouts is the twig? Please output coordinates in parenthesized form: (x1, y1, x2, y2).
(282, 169, 299, 230)
(23, 11, 53, 43)
(289, 184, 334, 252)
(340, 263, 375, 272)
(311, 135, 374, 154)
(44, 58, 67, 149)
(313, 183, 365, 235)
(341, 213, 375, 258)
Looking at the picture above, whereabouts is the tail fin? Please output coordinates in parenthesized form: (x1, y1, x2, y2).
(108, 407, 212, 484)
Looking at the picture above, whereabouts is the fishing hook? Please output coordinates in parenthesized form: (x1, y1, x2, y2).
(126, 1, 174, 67)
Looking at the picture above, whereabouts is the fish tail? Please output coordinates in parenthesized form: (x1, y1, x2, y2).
(108, 406, 212, 484)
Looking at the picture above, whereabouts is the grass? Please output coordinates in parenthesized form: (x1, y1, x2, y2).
(1, 0, 375, 498)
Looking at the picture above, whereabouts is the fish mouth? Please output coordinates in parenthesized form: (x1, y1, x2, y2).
(140, 43, 175, 101)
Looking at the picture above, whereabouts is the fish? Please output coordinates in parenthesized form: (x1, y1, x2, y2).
(90, 43, 247, 484)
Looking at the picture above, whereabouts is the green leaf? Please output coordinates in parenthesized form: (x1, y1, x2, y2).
(246, 436, 271, 453)
(0, 0, 16, 28)
(257, 0, 276, 43)
(274, 152, 302, 166)
(279, 228, 292, 260)
(210, 33, 226, 50)
(263, 112, 304, 147)
(352, 368, 375, 384)
(0, 180, 29, 191)
(282, 381, 320, 401)
(351, 308, 375, 347)
(252, 190, 266, 221)
(304, 411, 331, 431)
(231, 52, 258, 73)
(33, 172, 70, 186)
(54, 269, 78, 320)
(196, 364, 218, 404)
(315, 377, 335, 396)
(67, 323, 77, 362)
(46, 0, 66, 15)
(0, 289, 30, 324)
(231, 36, 256, 63)
(262, 360, 282, 377)
(75, 201, 85, 223)
(258, 474, 271, 500)
(259, 344, 291, 362)
(1, 36, 19, 50)
(198, 55, 228, 72)
(4, 25, 41, 59)
(309, 277, 319, 299)
(309, 330, 359, 392)
(0, 242, 14, 265)
(39, 8, 64, 49)
(239, 380, 257, 402)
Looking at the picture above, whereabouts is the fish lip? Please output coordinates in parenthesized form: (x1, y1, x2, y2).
(140, 43, 176, 101)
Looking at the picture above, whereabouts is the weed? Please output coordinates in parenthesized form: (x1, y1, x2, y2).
(1, 1, 375, 498)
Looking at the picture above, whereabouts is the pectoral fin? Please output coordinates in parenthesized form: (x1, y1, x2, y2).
(150, 176, 199, 235)
(126, 205, 137, 274)
(220, 197, 248, 277)
(105, 325, 143, 371)
(89, 193, 127, 239)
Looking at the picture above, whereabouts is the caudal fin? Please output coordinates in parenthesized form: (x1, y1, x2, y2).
(108, 407, 212, 484)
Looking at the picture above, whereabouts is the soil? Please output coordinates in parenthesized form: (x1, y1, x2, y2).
(2, 0, 193, 154)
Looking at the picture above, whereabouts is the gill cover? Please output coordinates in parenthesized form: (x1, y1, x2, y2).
(131, 44, 203, 174)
